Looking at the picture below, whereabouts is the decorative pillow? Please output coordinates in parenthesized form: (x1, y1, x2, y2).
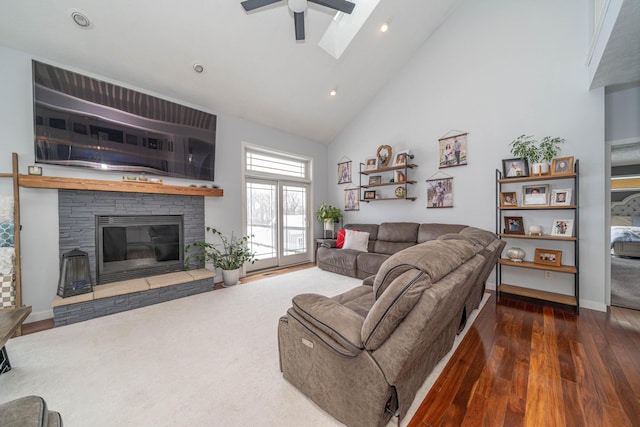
(336, 229, 346, 249)
(634, 216, 640, 227)
(611, 215, 632, 226)
(0, 222, 14, 248)
(342, 230, 370, 252)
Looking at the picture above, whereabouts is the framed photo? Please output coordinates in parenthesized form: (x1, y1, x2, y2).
(363, 190, 376, 200)
(368, 175, 382, 185)
(365, 157, 378, 171)
(550, 188, 572, 206)
(551, 219, 574, 237)
(502, 158, 530, 178)
(344, 188, 359, 211)
(394, 170, 406, 183)
(376, 145, 392, 167)
(534, 248, 562, 267)
(438, 133, 468, 168)
(551, 156, 574, 175)
(427, 178, 453, 208)
(522, 184, 549, 206)
(337, 161, 351, 184)
(28, 165, 43, 176)
(504, 216, 524, 234)
(393, 150, 409, 167)
(500, 191, 518, 207)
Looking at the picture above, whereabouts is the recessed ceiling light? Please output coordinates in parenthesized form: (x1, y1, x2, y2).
(193, 63, 205, 73)
(70, 10, 91, 28)
(330, 89, 337, 97)
(380, 22, 389, 32)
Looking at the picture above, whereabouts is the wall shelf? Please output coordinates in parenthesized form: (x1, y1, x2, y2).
(18, 175, 223, 197)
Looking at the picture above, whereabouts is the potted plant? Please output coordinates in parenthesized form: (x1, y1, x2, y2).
(184, 227, 256, 287)
(509, 134, 566, 175)
(315, 203, 343, 237)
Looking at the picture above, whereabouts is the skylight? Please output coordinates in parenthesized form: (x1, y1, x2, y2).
(318, 0, 382, 59)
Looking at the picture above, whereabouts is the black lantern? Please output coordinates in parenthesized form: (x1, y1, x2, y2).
(57, 249, 93, 298)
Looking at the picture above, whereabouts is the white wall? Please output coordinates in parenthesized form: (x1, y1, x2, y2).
(606, 84, 640, 142)
(329, 0, 607, 310)
(0, 46, 329, 320)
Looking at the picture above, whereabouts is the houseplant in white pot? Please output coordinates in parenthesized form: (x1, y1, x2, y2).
(315, 203, 343, 238)
(509, 134, 566, 175)
(184, 227, 256, 287)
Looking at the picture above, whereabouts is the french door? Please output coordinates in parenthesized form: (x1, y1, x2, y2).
(246, 178, 311, 271)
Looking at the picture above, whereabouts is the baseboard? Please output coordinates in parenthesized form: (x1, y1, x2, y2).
(25, 309, 54, 323)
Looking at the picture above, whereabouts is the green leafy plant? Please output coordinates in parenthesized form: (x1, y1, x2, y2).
(509, 134, 566, 164)
(315, 203, 343, 223)
(184, 227, 256, 271)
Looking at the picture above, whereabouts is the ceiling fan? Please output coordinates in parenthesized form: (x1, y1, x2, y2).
(241, 0, 356, 41)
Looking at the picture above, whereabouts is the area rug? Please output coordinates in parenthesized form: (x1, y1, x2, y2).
(1, 267, 488, 426)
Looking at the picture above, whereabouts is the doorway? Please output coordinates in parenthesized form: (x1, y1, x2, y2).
(243, 146, 312, 272)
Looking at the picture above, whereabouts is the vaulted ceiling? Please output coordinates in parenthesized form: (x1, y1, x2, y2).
(1, 0, 638, 144)
(0, 0, 461, 143)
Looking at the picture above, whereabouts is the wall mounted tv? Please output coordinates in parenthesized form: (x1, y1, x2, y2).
(32, 60, 216, 181)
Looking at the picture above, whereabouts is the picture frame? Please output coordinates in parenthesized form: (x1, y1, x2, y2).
(550, 188, 572, 206)
(534, 248, 562, 267)
(28, 165, 43, 176)
(502, 158, 530, 178)
(427, 178, 453, 208)
(344, 188, 360, 211)
(368, 175, 382, 185)
(376, 145, 392, 167)
(500, 191, 518, 207)
(551, 156, 574, 175)
(393, 150, 409, 167)
(504, 216, 524, 234)
(394, 170, 406, 183)
(365, 157, 378, 171)
(551, 219, 574, 237)
(363, 190, 376, 200)
(337, 161, 352, 184)
(522, 184, 549, 206)
(438, 133, 468, 168)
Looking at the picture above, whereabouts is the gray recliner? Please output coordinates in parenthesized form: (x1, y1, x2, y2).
(278, 232, 503, 427)
(0, 396, 62, 427)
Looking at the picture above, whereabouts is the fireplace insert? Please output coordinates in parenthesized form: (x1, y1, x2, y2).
(96, 215, 184, 284)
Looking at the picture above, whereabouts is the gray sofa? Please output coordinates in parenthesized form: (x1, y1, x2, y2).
(317, 222, 480, 279)
(278, 228, 504, 427)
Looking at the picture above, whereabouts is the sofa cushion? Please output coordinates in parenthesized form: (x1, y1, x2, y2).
(344, 224, 379, 240)
(417, 223, 466, 243)
(362, 268, 429, 349)
(356, 252, 391, 278)
(342, 230, 369, 252)
(377, 222, 419, 242)
(292, 293, 365, 353)
(373, 239, 481, 298)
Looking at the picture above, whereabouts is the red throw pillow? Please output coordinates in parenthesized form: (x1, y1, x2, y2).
(336, 229, 346, 248)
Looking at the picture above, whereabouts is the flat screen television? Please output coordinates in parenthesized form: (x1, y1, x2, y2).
(32, 60, 216, 181)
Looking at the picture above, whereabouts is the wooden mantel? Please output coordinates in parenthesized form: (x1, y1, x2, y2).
(18, 175, 223, 197)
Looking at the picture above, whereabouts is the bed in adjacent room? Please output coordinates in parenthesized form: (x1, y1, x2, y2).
(611, 193, 640, 310)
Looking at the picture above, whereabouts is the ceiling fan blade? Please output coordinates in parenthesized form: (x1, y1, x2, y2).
(308, 0, 355, 14)
(241, 0, 282, 12)
(294, 12, 305, 41)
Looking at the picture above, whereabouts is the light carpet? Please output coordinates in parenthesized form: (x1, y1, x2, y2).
(1, 267, 488, 426)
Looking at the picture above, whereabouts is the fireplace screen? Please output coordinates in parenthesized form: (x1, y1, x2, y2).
(96, 215, 184, 284)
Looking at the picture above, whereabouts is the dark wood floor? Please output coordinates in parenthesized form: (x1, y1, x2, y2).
(19, 265, 640, 426)
(409, 293, 640, 427)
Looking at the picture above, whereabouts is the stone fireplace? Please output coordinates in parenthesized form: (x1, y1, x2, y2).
(53, 190, 213, 326)
(58, 190, 204, 284)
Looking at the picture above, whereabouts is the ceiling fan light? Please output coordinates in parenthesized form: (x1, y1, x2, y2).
(288, 0, 307, 13)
